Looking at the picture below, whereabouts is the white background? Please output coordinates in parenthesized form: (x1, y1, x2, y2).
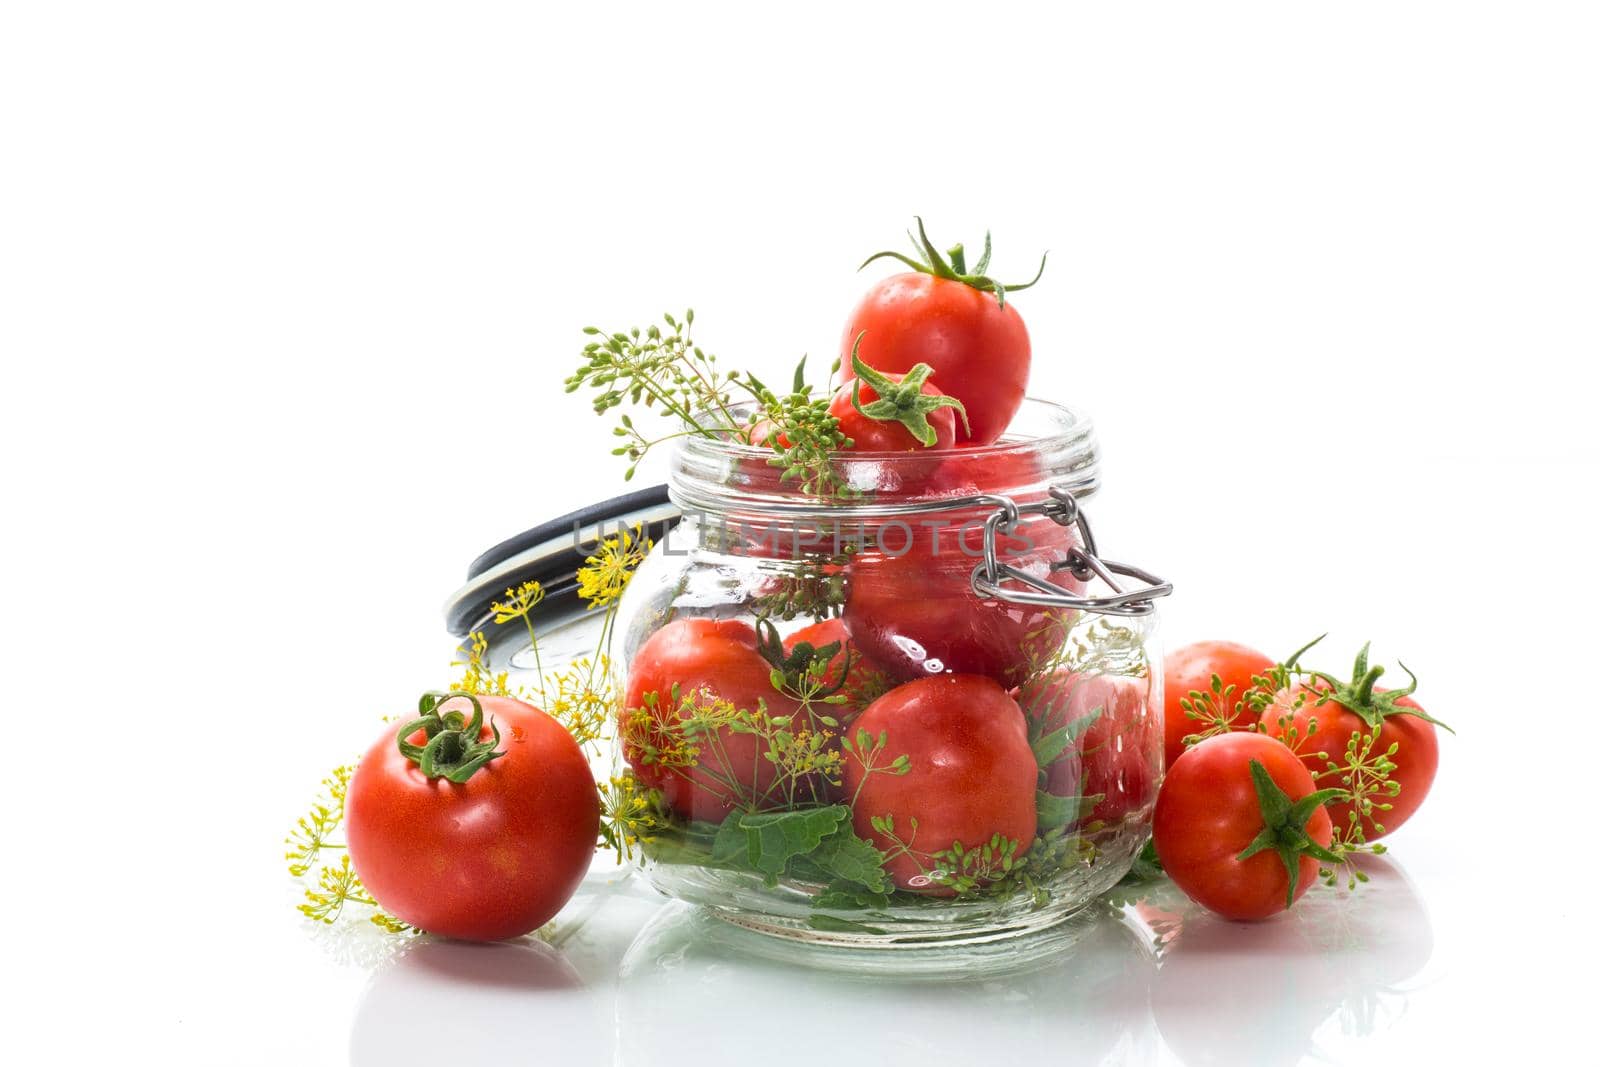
(3, 2, 1597, 1064)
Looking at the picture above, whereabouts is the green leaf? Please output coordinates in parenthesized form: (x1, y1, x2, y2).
(710, 815, 752, 866)
(1030, 726, 1074, 768)
(1036, 790, 1099, 830)
(714, 807, 850, 879)
(1033, 705, 1100, 763)
(806, 825, 890, 892)
(809, 878, 892, 911)
(645, 833, 722, 867)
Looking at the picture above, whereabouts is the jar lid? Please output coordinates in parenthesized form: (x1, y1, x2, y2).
(442, 484, 681, 637)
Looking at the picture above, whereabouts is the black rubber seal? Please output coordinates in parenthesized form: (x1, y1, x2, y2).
(445, 484, 679, 637)
(467, 484, 672, 579)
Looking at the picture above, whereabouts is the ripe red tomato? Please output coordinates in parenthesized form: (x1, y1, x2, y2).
(1162, 640, 1276, 769)
(842, 674, 1037, 893)
(345, 693, 599, 941)
(843, 516, 1080, 688)
(842, 276, 1028, 446)
(1017, 671, 1160, 828)
(621, 618, 804, 821)
(1153, 732, 1337, 921)
(843, 221, 1040, 445)
(782, 617, 893, 724)
(1259, 646, 1444, 841)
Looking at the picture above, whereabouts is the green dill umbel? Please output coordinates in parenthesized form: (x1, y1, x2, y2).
(567, 310, 853, 495)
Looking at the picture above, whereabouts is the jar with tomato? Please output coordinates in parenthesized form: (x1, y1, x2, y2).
(611, 399, 1172, 946)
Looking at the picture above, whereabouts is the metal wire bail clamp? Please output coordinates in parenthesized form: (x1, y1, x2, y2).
(970, 485, 1174, 617)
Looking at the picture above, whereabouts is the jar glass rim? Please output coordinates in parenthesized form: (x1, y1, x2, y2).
(669, 396, 1100, 519)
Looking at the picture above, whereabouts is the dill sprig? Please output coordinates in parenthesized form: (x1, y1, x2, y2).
(620, 686, 854, 812)
(577, 525, 651, 609)
(740, 359, 854, 497)
(286, 766, 415, 934)
(568, 311, 851, 495)
(284, 765, 352, 877)
(598, 775, 671, 864)
(298, 855, 379, 924)
(567, 310, 745, 480)
(1224, 639, 1413, 893)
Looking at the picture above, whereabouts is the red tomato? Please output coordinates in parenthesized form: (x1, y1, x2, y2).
(1017, 671, 1160, 828)
(844, 302, 1028, 445)
(1259, 646, 1443, 841)
(842, 221, 1039, 445)
(1162, 640, 1276, 769)
(621, 618, 805, 821)
(782, 617, 894, 724)
(842, 674, 1037, 893)
(1153, 732, 1336, 921)
(843, 515, 1081, 688)
(841, 274, 1028, 446)
(345, 693, 599, 941)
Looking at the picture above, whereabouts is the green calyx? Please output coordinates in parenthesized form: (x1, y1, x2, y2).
(846, 336, 970, 447)
(1236, 759, 1346, 908)
(858, 217, 1046, 309)
(396, 691, 506, 783)
(755, 619, 849, 700)
(1310, 642, 1453, 734)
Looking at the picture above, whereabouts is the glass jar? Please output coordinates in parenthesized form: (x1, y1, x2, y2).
(610, 399, 1173, 946)
(443, 486, 682, 883)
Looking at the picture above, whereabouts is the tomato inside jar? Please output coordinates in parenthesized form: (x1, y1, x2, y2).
(610, 398, 1171, 946)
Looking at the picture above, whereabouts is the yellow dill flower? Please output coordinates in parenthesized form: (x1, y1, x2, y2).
(491, 580, 546, 624)
(298, 855, 377, 924)
(545, 656, 614, 750)
(577, 525, 652, 609)
(283, 765, 356, 877)
(598, 774, 670, 863)
(449, 631, 512, 697)
(618, 692, 704, 772)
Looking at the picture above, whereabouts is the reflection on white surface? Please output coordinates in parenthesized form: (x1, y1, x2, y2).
(615, 901, 1160, 1067)
(348, 938, 598, 1067)
(337, 858, 1438, 1067)
(1140, 856, 1434, 1066)
(345, 879, 661, 1066)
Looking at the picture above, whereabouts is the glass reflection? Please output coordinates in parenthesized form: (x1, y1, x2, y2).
(616, 901, 1160, 1067)
(1139, 855, 1434, 1066)
(348, 936, 598, 1067)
